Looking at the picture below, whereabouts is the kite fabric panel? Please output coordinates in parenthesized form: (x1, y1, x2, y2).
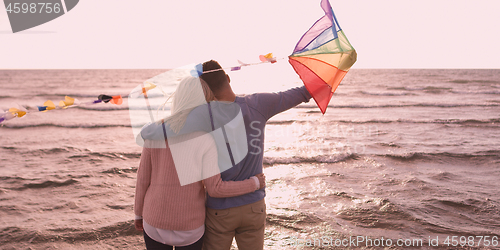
(289, 0, 357, 114)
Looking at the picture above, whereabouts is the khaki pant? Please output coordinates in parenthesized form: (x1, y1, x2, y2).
(203, 199, 266, 250)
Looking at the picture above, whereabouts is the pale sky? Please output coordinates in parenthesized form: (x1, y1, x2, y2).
(1, 0, 499, 69)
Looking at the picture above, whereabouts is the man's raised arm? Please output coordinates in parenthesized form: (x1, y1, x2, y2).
(250, 86, 312, 121)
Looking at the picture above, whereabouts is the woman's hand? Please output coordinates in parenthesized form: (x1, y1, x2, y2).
(135, 219, 144, 231)
(255, 173, 266, 189)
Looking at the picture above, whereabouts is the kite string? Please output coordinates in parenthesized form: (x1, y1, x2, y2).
(202, 56, 287, 74)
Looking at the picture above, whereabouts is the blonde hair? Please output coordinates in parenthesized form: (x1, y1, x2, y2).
(160, 76, 215, 133)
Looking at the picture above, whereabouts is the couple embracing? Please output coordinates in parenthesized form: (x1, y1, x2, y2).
(134, 60, 311, 250)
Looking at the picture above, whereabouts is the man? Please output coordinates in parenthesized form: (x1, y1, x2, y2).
(141, 60, 312, 250)
(200, 60, 311, 250)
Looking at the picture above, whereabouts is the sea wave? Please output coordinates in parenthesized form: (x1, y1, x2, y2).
(263, 153, 356, 165)
(6, 118, 497, 129)
(37, 93, 131, 98)
(3, 146, 80, 155)
(335, 196, 500, 236)
(297, 103, 500, 109)
(10, 117, 485, 129)
(266, 120, 296, 125)
(412, 198, 500, 235)
(378, 151, 500, 161)
(23, 146, 142, 159)
(74, 105, 170, 111)
(269, 118, 500, 125)
(0, 92, 168, 100)
(360, 118, 500, 125)
(4, 179, 79, 191)
(337, 197, 415, 229)
(5, 146, 142, 161)
(0, 176, 34, 181)
(449, 79, 500, 84)
(73, 106, 131, 111)
(46, 93, 167, 98)
(266, 210, 325, 232)
(101, 167, 138, 175)
(358, 91, 413, 96)
(450, 90, 500, 95)
(0, 221, 140, 245)
(262, 151, 500, 166)
(29, 147, 73, 154)
(69, 152, 141, 160)
(0, 123, 132, 129)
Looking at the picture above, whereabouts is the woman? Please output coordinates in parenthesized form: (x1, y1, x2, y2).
(134, 76, 264, 250)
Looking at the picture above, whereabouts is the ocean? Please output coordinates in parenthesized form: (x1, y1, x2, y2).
(0, 69, 499, 249)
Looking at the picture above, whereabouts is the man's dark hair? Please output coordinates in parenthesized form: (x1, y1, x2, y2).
(201, 60, 226, 94)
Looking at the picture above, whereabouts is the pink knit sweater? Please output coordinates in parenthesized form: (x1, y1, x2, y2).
(134, 133, 257, 231)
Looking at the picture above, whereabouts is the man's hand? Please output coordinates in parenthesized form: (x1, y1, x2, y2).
(135, 219, 144, 231)
(255, 173, 266, 189)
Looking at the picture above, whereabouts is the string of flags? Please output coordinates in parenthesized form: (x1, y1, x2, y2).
(0, 54, 280, 124)
(0, 82, 160, 124)
(0, 94, 125, 124)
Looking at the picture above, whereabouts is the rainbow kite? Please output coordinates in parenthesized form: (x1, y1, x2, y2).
(289, 0, 357, 114)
